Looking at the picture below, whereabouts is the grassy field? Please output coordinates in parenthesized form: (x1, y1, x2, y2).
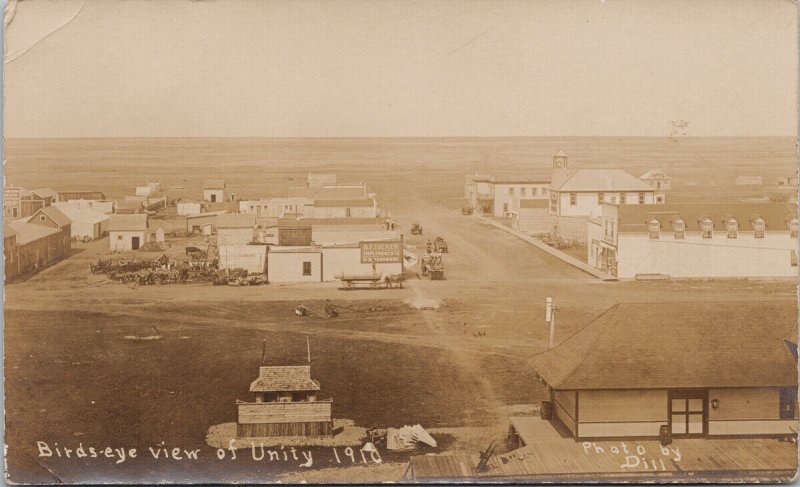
(3, 136, 797, 483)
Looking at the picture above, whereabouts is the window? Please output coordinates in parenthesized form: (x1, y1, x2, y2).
(793, 250, 798, 267)
(620, 193, 627, 204)
(726, 219, 738, 239)
(610, 196, 617, 204)
(503, 203, 509, 213)
(345, 207, 351, 217)
(648, 219, 660, 239)
(569, 193, 577, 206)
(520, 187, 527, 197)
(508, 187, 514, 196)
(674, 219, 685, 239)
(531, 187, 538, 197)
(302, 261, 312, 276)
(780, 387, 797, 419)
(701, 218, 713, 239)
(598, 192, 604, 205)
(117, 235, 123, 240)
(791, 219, 798, 239)
(753, 218, 765, 238)
(638, 192, 645, 204)
(39, 215, 46, 221)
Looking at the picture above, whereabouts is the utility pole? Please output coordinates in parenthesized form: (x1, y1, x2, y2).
(546, 297, 555, 349)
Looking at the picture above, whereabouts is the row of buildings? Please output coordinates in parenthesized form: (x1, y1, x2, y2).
(466, 151, 797, 279)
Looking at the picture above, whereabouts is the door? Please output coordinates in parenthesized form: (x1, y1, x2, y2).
(669, 390, 707, 437)
(131, 236, 140, 250)
(210, 194, 217, 202)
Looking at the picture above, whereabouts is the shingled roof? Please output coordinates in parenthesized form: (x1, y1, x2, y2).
(531, 301, 798, 390)
(249, 365, 321, 392)
(616, 203, 798, 233)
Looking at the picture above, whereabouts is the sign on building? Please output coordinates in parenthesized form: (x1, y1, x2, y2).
(360, 240, 402, 263)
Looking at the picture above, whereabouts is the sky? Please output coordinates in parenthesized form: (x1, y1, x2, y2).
(3, 0, 798, 138)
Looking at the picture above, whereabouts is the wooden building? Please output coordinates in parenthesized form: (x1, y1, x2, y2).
(511, 198, 549, 235)
(203, 179, 226, 203)
(108, 214, 149, 251)
(588, 203, 798, 278)
(6, 216, 71, 278)
(530, 301, 798, 441)
(237, 365, 332, 437)
(216, 213, 256, 245)
(185, 211, 226, 235)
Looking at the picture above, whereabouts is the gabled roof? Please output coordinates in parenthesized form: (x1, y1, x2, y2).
(8, 221, 61, 245)
(530, 301, 798, 390)
(29, 206, 72, 228)
(553, 148, 568, 157)
(56, 206, 109, 225)
(313, 198, 374, 208)
(108, 214, 148, 232)
(30, 187, 58, 199)
(639, 169, 671, 180)
(203, 179, 226, 189)
(249, 365, 321, 392)
(616, 203, 797, 233)
(4, 225, 18, 239)
(217, 213, 256, 229)
(550, 169, 653, 192)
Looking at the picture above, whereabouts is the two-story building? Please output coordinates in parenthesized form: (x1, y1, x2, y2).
(588, 203, 798, 278)
(549, 159, 658, 244)
(464, 175, 550, 217)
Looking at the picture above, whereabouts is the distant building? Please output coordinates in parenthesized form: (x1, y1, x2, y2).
(57, 190, 106, 201)
(108, 214, 149, 251)
(177, 201, 203, 216)
(736, 176, 763, 186)
(510, 199, 549, 235)
(237, 364, 332, 437)
(312, 198, 378, 219)
(588, 203, 798, 278)
(776, 176, 798, 186)
(55, 199, 115, 214)
(135, 185, 154, 197)
(30, 188, 58, 204)
(56, 206, 109, 240)
(203, 179, 226, 203)
(217, 213, 256, 245)
(531, 301, 798, 440)
(307, 173, 337, 189)
(464, 175, 550, 217)
(239, 197, 312, 218)
(549, 150, 658, 243)
(4, 186, 58, 219)
(639, 169, 672, 191)
(186, 211, 226, 235)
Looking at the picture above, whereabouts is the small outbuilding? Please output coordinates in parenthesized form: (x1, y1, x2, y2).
(203, 179, 226, 203)
(108, 214, 149, 251)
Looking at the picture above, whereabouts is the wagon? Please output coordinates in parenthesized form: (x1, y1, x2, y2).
(339, 273, 384, 289)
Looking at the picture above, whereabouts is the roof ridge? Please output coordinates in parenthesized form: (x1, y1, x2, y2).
(550, 305, 620, 386)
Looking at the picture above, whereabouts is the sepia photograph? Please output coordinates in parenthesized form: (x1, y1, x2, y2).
(2, 0, 798, 483)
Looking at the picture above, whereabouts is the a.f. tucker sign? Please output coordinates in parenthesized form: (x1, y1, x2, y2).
(360, 240, 402, 264)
